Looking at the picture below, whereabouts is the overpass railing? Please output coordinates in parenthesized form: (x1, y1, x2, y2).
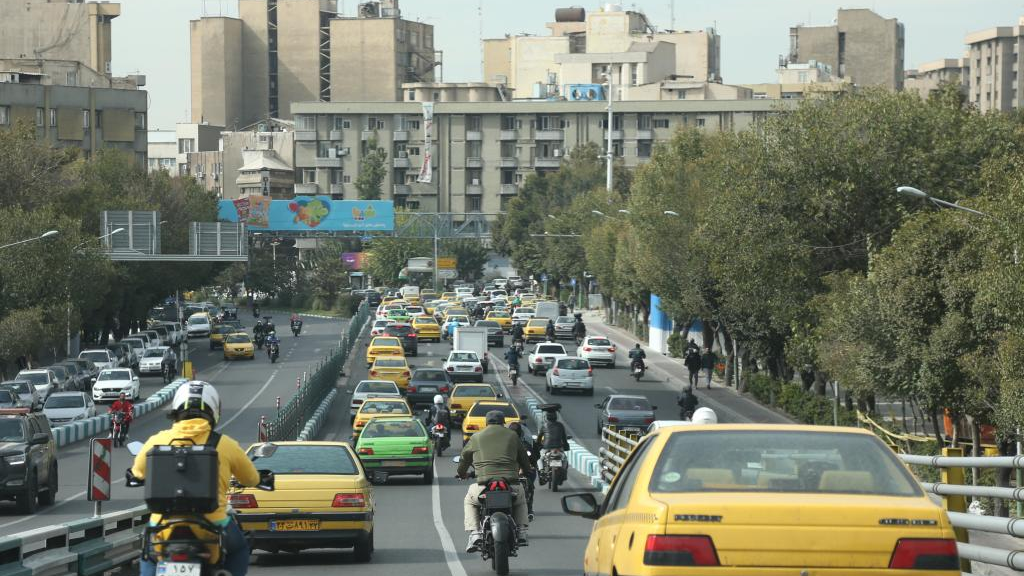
(597, 429, 1024, 574)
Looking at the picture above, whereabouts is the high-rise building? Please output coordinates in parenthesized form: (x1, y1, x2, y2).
(190, 0, 436, 128)
(964, 18, 1024, 113)
(0, 0, 120, 77)
(789, 8, 905, 90)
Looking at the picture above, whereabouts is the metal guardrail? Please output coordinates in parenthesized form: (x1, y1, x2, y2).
(598, 426, 639, 483)
(51, 379, 186, 447)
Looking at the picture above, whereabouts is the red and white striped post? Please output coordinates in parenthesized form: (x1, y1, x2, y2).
(88, 437, 112, 517)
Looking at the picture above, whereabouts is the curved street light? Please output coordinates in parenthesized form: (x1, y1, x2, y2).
(664, 210, 680, 217)
(591, 210, 607, 217)
(617, 209, 631, 215)
(0, 230, 59, 250)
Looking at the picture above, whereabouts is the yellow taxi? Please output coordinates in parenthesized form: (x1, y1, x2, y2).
(423, 300, 444, 316)
(441, 292, 459, 301)
(222, 332, 255, 360)
(562, 424, 959, 575)
(368, 355, 412, 390)
(209, 324, 232, 350)
(443, 308, 469, 321)
(485, 310, 513, 330)
(366, 336, 405, 367)
(351, 396, 412, 439)
(447, 383, 499, 423)
(461, 400, 524, 444)
(230, 442, 375, 560)
(411, 316, 442, 343)
(524, 318, 549, 342)
(420, 290, 438, 301)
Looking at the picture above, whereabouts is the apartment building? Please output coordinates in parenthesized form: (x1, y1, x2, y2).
(148, 130, 176, 173)
(964, 18, 1024, 113)
(789, 8, 905, 90)
(743, 60, 852, 100)
(0, 0, 120, 77)
(904, 58, 968, 101)
(290, 99, 787, 215)
(190, 0, 436, 128)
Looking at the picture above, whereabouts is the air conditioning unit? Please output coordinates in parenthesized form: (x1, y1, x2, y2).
(472, 178, 480, 185)
(553, 149, 562, 157)
(339, 147, 350, 156)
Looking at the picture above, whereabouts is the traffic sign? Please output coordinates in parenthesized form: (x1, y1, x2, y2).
(438, 269, 457, 279)
(541, 273, 548, 281)
(88, 438, 112, 502)
(437, 257, 457, 270)
(570, 278, 577, 287)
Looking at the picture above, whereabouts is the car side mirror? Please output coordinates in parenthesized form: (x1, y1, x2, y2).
(31, 432, 49, 445)
(561, 493, 601, 520)
(126, 441, 145, 455)
(594, 404, 602, 409)
(251, 442, 278, 460)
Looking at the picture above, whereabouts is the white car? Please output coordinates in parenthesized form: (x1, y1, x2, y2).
(138, 346, 171, 375)
(545, 357, 594, 395)
(442, 315, 471, 337)
(511, 307, 535, 325)
(527, 342, 568, 375)
(443, 350, 484, 383)
(370, 319, 393, 337)
(404, 306, 426, 318)
(576, 336, 617, 368)
(17, 369, 60, 400)
(43, 392, 96, 426)
(92, 368, 141, 402)
(79, 349, 118, 371)
(186, 314, 211, 337)
(349, 379, 402, 421)
(120, 338, 147, 366)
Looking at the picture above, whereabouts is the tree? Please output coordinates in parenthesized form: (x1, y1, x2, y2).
(364, 236, 429, 286)
(356, 139, 388, 200)
(306, 240, 353, 304)
(440, 239, 489, 280)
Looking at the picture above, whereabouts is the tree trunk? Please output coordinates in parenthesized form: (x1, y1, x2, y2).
(968, 416, 981, 488)
(931, 406, 944, 446)
(812, 371, 828, 396)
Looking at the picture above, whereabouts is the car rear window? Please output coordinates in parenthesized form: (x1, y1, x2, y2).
(649, 430, 921, 497)
(45, 395, 85, 409)
(2, 382, 31, 394)
(226, 334, 251, 344)
(248, 445, 359, 475)
(537, 345, 564, 354)
(98, 370, 132, 381)
(0, 390, 14, 404)
(476, 321, 500, 328)
(469, 403, 518, 418)
(385, 326, 414, 336)
(609, 398, 652, 411)
(588, 338, 612, 347)
(557, 358, 590, 370)
(17, 373, 48, 385)
(362, 419, 425, 439)
(360, 401, 410, 414)
(357, 381, 399, 394)
(413, 370, 448, 382)
(80, 351, 109, 362)
(373, 338, 401, 347)
(144, 349, 165, 358)
(0, 420, 25, 441)
(453, 386, 495, 397)
(122, 339, 144, 348)
(449, 352, 479, 362)
(374, 358, 407, 368)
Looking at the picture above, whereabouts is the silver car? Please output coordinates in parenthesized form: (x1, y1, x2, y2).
(43, 392, 96, 425)
(595, 394, 658, 435)
(0, 381, 38, 410)
(546, 357, 594, 395)
(16, 369, 59, 401)
(349, 379, 402, 422)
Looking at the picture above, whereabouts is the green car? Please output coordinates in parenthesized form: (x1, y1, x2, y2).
(386, 309, 411, 323)
(355, 417, 434, 484)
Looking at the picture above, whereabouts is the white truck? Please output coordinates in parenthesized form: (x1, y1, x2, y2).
(534, 301, 560, 322)
(399, 285, 421, 302)
(453, 326, 490, 373)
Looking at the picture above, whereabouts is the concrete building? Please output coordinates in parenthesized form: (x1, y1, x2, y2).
(789, 8, 905, 90)
(905, 58, 968, 101)
(176, 123, 223, 176)
(290, 99, 788, 214)
(190, 0, 436, 128)
(484, 5, 725, 102)
(743, 60, 852, 100)
(218, 119, 296, 200)
(0, 0, 120, 77)
(964, 18, 1024, 112)
(403, 82, 507, 103)
(147, 130, 176, 173)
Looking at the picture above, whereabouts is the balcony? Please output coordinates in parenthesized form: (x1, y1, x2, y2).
(534, 156, 562, 168)
(500, 184, 519, 195)
(393, 130, 409, 141)
(315, 157, 342, 168)
(604, 129, 625, 140)
(499, 157, 517, 168)
(636, 129, 654, 140)
(466, 184, 483, 195)
(295, 130, 317, 142)
(329, 183, 345, 196)
(393, 156, 411, 169)
(466, 157, 483, 169)
(466, 130, 483, 141)
(361, 130, 376, 141)
(535, 129, 564, 140)
(329, 129, 344, 141)
(295, 182, 320, 195)
(499, 129, 518, 140)
(394, 184, 412, 195)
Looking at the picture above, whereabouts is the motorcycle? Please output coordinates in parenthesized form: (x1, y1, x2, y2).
(454, 459, 522, 576)
(431, 423, 450, 456)
(268, 342, 280, 363)
(125, 442, 276, 576)
(254, 333, 266, 350)
(631, 360, 645, 381)
(512, 338, 524, 354)
(508, 364, 519, 387)
(290, 320, 302, 336)
(540, 449, 567, 492)
(110, 411, 128, 447)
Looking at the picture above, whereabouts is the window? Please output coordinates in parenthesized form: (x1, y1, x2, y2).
(333, 115, 345, 130)
(135, 112, 146, 130)
(330, 169, 343, 184)
(798, 71, 809, 83)
(297, 115, 315, 130)
(82, 110, 90, 129)
(637, 114, 652, 130)
(467, 169, 482, 185)
(367, 116, 385, 130)
(178, 138, 195, 154)
(538, 115, 563, 130)
(501, 169, 516, 185)
(638, 141, 652, 158)
(612, 142, 623, 157)
(408, 120, 420, 130)
(302, 169, 316, 183)
(66, 71, 77, 86)
(408, 146, 421, 156)
(696, 118, 706, 128)
(343, 119, 351, 129)
(599, 115, 622, 130)
(406, 200, 421, 210)
(677, 89, 687, 99)
(343, 174, 352, 183)
(408, 90, 416, 101)
(500, 195, 513, 211)
(500, 141, 516, 157)
(0, 106, 8, 126)
(501, 115, 516, 130)
(467, 141, 482, 158)
(466, 115, 482, 131)
(468, 196, 482, 211)
(630, 63, 638, 86)
(653, 118, 669, 129)
(35, 108, 44, 127)
(605, 438, 653, 512)
(396, 143, 407, 157)
(317, 141, 331, 157)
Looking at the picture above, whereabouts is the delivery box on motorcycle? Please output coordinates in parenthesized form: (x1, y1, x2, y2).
(144, 434, 221, 514)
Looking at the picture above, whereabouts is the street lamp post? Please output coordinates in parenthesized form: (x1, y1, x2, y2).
(664, 210, 680, 217)
(0, 230, 59, 251)
(603, 68, 614, 193)
(68, 228, 124, 356)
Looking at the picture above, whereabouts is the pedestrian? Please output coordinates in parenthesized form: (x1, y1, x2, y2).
(701, 346, 717, 389)
(684, 345, 701, 391)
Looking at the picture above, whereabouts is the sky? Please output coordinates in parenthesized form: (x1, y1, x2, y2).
(110, 0, 1024, 130)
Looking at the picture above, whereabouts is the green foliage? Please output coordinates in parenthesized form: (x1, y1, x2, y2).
(746, 374, 857, 426)
(365, 236, 430, 286)
(666, 333, 684, 359)
(356, 139, 388, 200)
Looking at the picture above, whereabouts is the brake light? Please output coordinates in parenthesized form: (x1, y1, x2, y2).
(552, 369, 560, 376)
(370, 370, 378, 376)
(607, 416, 619, 423)
(644, 535, 720, 566)
(447, 366, 454, 372)
(535, 358, 543, 363)
(402, 371, 411, 377)
(170, 554, 191, 562)
(409, 333, 416, 338)
(474, 366, 482, 372)
(644, 417, 655, 424)
(888, 539, 959, 570)
(352, 399, 364, 405)
(587, 368, 593, 376)
(608, 346, 616, 352)
(358, 447, 374, 455)
(466, 424, 479, 431)
(583, 347, 592, 352)
(229, 494, 258, 508)
(451, 403, 462, 409)
(412, 446, 429, 454)
(332, 493, 366, 508)
(440, 386, 449, 393)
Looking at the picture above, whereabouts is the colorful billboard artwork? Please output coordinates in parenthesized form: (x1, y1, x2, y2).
(218, 197, 394, 232)
(341, 252, 367, 270)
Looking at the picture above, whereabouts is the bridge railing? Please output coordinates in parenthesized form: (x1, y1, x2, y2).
(597, 428, 1024, 574)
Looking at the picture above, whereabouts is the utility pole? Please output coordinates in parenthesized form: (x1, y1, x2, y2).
(605, 66, 614, 193)
(433, 213, 440, 292)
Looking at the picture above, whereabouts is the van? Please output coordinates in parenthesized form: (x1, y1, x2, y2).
(534, 301, 560, 322)
(399, 285, 421, 304)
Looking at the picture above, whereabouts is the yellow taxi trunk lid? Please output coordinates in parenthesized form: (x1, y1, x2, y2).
(244, 475, 366, 511)
(655, 493, 948, 568)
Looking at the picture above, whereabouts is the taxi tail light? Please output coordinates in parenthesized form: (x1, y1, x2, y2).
(402, 371, 411, 377)
(644, 535, 720, 567)
(412, 446, 429, 454)
(466, 424, 479, 431)
(474, 366, 482, 373)
(358, 447, 374, 455)
(583, 347, 592, 352)
(332, 493, 366, 508)
(370, 370, 378, 377)
(607, 416, 619, 423)
(888, 538, 959, 570)
(229, 494, 258, 509)
(451, 403, 462, 409)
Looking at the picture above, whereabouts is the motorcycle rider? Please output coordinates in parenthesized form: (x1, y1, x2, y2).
(289, 313, 303, 334)
(458, 410, 532, 553)
(533, 408, 569, 485)
(509, 323, 525, 348)
(571, 317, 586, 342)
(691, 406, 719, 425)
(504, 345, 521, 374)
(266, 331, 281, 357)
(628, 343, 647, 372)
(545, 319, 556, 341)
(677, 387, 699, 420)
(428, 394, 451, 445)
(131, 382, 261, 576)
(109, 391, 134, 440)
(253, 320, 265, 343)
(506, 421, 537, 521)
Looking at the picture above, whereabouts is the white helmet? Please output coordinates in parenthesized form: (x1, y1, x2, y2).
(171, 381, 222, 425)
(433, 394, 445, 405)
(691, 407, 718, 425)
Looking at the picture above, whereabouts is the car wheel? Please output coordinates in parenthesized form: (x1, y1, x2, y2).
(352, 530, 373, 563)
(38, 463, 57, 506)
(17, 471, 38, 514)
(610, 361, 615, 369)
(585, 388, 594, 397)
(422, 466, 434, 484)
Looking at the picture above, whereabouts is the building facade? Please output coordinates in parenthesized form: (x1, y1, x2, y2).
(0, 0, 120, 77)
(290, 99, 787, 215)
(743, 60, 851, 100)
(964, 19, 1024, 113)
(789, 8, 905, 90)
(904, 58, 968, 101)
(147, 130, 176, 173)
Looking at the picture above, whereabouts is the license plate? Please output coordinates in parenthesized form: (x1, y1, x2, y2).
(157, 562, 200, 576)
(549, 460, 563, 467)
(385, 460, 406, 467)
(620, 427, 643, 433)
(270, 519, 320, 531)
(419, 386, 437, 393)
(457, 366, 471, 371)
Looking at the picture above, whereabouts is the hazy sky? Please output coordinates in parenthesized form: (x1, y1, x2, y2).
(111, 0, 1024, 129)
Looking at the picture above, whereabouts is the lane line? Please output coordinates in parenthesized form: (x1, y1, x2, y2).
(219, 369, 280, 429)
(431, 458, 469, 576)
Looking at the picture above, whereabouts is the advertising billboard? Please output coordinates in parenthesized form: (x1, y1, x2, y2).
(218, 197, 394, 232)
(342, 252, 368, 270)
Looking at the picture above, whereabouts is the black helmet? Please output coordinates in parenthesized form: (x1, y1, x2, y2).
(545, 410, 557, 422)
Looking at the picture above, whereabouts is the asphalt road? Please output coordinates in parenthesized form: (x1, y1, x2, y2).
(0, 314, 347, 532)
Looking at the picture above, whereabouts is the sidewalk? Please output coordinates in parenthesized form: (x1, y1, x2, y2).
(582, 310, 792, 425)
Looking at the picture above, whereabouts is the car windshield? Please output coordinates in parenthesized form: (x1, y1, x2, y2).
(649, 430, 921, 497)
(413, 370, 447, 382)
(537, 345, 564, 354)
(123, 339, 143, 348)
(469, 403, 518, 418)
(80, 351, 109, 362)
(143, 349, 165, 358)
(476, 321, 499, 328)
(609, 397, 652, 411)
(0, 420, 25, 441)
(361, 419, 425, 439)
(0, 390, 14, 404)
(2, 382, 30, 394)
(374, 338, 401, 347)
(449, 352, 478, 362)
(557, 358, 589, 370)
(360, 401, 410, 414)
(226, 334, 251, 343)
(453, 386, 495, 397)
(17, 373, 48, 385)
(98, 370, 132, 381)
(588, 338, 612, 347)
(248, 445, 359, 475)
(45, 395, 85, 409)
(374, 358, 407, 368)
(356, 382, 399, 394)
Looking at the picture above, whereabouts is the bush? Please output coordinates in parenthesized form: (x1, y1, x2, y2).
(748, 374, 857, 426)
(667, 333, 685, 358)
(335, 294, 362, 317)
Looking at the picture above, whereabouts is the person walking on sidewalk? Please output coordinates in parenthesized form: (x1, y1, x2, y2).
(684, 345, 702, 391)
(701, 346, 717, 389)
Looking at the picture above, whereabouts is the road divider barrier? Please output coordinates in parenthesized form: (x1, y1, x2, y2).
(298, 389, 337, 441)
(524, 397, 604, 490)
(51, 379, 187, 448)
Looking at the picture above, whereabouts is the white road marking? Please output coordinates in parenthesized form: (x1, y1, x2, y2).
(219, 369, 280, 429)
(431, 458, 469, 576)
(605, 386, 619, 394)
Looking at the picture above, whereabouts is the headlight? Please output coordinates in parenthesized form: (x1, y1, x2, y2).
(3, 453, 26, 465)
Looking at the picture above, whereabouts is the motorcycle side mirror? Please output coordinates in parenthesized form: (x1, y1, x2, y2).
(452, 456, 461, 464)
(531, 434, 538, 441)
(126, 441, 145, 455)
(594, 404, 602, 409)
(251, 442, 278, 460)
(257, 469, 275, 491)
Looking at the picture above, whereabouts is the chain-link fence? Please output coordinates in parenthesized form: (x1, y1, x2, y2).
(259, 301, 370, 442)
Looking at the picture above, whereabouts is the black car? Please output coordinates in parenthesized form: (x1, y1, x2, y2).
(365, 291, 382, 307)
(406, 368, 452, 407)
(475, 320, 505, 347)
(221, 306, 238, 320)
(383, 323, 418, 356)
(55, 361, 90, 391)
(0, 409, 58, 513)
